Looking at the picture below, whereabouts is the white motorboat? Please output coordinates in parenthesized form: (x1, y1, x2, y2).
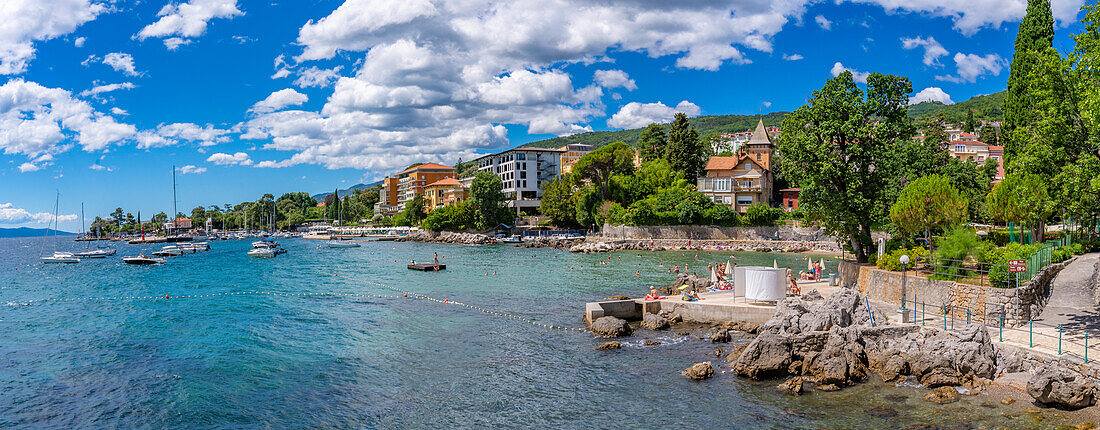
(74, 247, 116, 258)
(179, 242, 208, 252)
(123, 254, 166, 265)
(40, 252, 80, 263)
(252, 240, 278, 249)
(248, 248, 278, 258)
(501, 235, 523, 244)
(152, 246, 184, 257)
(326, 240, 360, 248)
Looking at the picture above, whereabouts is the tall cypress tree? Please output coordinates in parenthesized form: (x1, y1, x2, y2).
(637, 123, 667, 162)
(1002, 0, 1055, 166)
(665, 113, 703, 182)
(964, 109, 976, 133)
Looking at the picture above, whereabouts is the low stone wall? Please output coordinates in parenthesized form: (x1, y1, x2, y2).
(594, 224, 834, 242)
(840, 259, 1072, 327)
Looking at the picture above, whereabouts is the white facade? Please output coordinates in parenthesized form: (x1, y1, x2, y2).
(475, 147, 564, 210)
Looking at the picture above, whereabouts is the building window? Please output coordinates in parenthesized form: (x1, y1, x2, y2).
(737, 196, 753, 206)
(745, 162, 752, 170)
(520, 171, 526, 179)
(742, 181, 752, 188)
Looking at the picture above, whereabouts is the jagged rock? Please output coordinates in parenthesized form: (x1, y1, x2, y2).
(590, 316, 633, 338)
(605, 295, 630, 301)
(683, 362, 714, 380)
(677, 331, 691, 336)
(725, 342, 750, 362)
(726, 320, 761, 334)
(396, 231, 497, 245)
(777, 377, 804, 394)
(923, 386, 959, 404)
(881, 354, 909, 382)
(710, 329, 732, 343)
(816, 384, 840, 392)
(1001, 397, 1016, 405)
(1027, 365, 1097, 410)
(641, 313, 670, 331)
(595, 341, 621, 350)
(643, 340, 661, 346)
(714, 348, 724, 357)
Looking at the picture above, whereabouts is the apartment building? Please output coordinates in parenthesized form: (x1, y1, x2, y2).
(474, 146, 564, 212)
(373, 164, 455, 216)
(558, 144, 593, 174)
(424, 177, 468, 210)
(947, 140, 1005, 180)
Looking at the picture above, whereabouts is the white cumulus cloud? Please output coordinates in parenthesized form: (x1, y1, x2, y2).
(910, 87, 954, 105)
(830, 62, 870, 83)
(815, 15, 832, 30)
(0, 79, 136, 157)
(177, 164, 206, 174)
(0, 202, 77, 224)
(593, 70, 637, 91)
(80, 82, 135, 97)
(136, 0, 243, 49)
(607, 100, 700, 129)
(206, 151, 252, 165)
(783, 53, 804, 61)
(901, 36, 949, 66)
(294, 66, 343, 88)
(103, 52, 139, 76)
(0, 0, 106, 75)
(843, 0, 1085, 35)
(251, 88, 308, 113)
(936, 53, 1005, 83)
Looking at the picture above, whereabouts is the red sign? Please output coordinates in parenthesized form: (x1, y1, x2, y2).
(1008, 260, 1026, 273)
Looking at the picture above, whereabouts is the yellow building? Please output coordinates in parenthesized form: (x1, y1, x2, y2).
(558, 143, 593, 174)
(424, 177, 468, 210)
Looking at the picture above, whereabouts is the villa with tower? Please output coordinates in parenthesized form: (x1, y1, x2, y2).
(696, 119, 776, 213)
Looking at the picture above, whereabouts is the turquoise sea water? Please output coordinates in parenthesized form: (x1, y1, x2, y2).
(0, 237, 1066, 428)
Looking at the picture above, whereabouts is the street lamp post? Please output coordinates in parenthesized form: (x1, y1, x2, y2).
(899, 254, 911, 323)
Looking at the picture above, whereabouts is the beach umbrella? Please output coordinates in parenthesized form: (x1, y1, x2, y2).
(710, 267, 719, 284)
(725, 259, 733, 276)
(679, 285, 689, 290)
(773, 259, 778, 269)
(808, 257, 813, 271)
(819, 258, 826, 270)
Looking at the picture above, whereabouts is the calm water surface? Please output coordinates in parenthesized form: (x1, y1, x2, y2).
(0, 237, 1063, 428)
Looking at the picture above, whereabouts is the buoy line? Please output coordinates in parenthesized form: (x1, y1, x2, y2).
(363, 280, 587, 332)
(8, 283, 588, 333)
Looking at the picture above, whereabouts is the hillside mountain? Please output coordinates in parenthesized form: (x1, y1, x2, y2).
(0, 227, 75, 238)
(312, 181, 382, 201)
(522, 112, 789, 149)
(907, 90, 1006, 123)
(517, 91, 1006, 151)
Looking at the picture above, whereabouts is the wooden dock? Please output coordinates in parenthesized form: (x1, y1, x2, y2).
(408, 263, 446, 271)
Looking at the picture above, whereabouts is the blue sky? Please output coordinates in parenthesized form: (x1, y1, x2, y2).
(0, 0, 1089, 231)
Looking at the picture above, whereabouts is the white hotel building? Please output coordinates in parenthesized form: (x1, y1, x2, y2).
(474, 147, 565, 213)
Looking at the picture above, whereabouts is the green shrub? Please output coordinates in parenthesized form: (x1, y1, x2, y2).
(876, 247, 927, 271)
(979, 242, 1042, 288)
(744, 203, 783, 226)
(934, 227, 988, 279)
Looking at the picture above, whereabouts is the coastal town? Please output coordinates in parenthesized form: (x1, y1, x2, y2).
(9, 0, 1100, 428)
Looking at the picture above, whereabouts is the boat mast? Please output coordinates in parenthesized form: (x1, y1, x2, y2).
(171, 165, 177, 235)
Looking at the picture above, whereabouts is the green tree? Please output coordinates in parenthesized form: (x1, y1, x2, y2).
(964, 109, 977, 133)
(190, 206, 206, 228)
(110, 207, 124, 228)
(638, 123, 668, 161)
(979, 123, 999, 145)
(777, 71, 915, 263)
(890, 175, 968, 247)
(665, 112, 704, 182)
(470, 171, 509, 229)
(539, 174, 577, 227)
(985, 173, 1053, 243)
(400, 194, 427, 226)
(573, 141, 636, 200)
(1054, 154, 1100, 236)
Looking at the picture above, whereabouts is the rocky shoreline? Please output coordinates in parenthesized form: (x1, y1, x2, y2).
(588, 287, 1100, 414)
(569, 239, 839, 254)
(394, 231, 498, 245)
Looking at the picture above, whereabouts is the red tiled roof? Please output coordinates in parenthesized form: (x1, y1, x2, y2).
(399, 162, 455, 174)
(426, 177, 462, 187)
(779, 188, 801, 192)
(958, 132, 979, 138)
(704, 155, 769, 172)
(988, 146, 1004, 151)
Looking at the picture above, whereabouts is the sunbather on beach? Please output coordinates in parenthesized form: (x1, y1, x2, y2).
(644, 287, 662, 300)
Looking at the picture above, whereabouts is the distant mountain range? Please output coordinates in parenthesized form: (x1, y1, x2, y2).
(0, 227, 76, 238)
(312, 181, 382, 201)
(518, 91, 1006, 151)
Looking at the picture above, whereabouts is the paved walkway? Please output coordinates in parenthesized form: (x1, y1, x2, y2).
(1036, 253, 1100, 331)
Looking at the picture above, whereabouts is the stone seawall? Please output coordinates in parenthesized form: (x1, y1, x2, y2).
(594, 225, 836, 242)
(840, 260, 1072, 327)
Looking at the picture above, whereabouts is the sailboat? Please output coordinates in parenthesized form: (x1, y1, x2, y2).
(74, 203, 116, 258)
(326, 193, 360, 248)
(123, 212, 164, 265)
(40, 192, 80, 263)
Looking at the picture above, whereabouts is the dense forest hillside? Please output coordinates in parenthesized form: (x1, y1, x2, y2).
(518, 91, 1006, 151)
(907, 90, 1006, 123)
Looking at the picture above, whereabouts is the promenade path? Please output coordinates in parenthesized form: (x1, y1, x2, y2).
(1036, 253, 1100, 331)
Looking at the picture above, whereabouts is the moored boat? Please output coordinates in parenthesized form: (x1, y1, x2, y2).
(41, 252, 80, 263)
(123, 254, 166, 265)
(152, 245, 184, 257)
(248, 248, 278, 258)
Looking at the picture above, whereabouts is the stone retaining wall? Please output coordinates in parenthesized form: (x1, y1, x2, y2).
(593, 225, 836, 242)
(840, 259, 1072, 327)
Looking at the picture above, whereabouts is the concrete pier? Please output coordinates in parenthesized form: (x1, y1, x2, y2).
(584, 280, 838, 326)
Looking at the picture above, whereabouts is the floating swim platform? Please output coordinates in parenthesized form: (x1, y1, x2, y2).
(408, 263, 446, 271)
